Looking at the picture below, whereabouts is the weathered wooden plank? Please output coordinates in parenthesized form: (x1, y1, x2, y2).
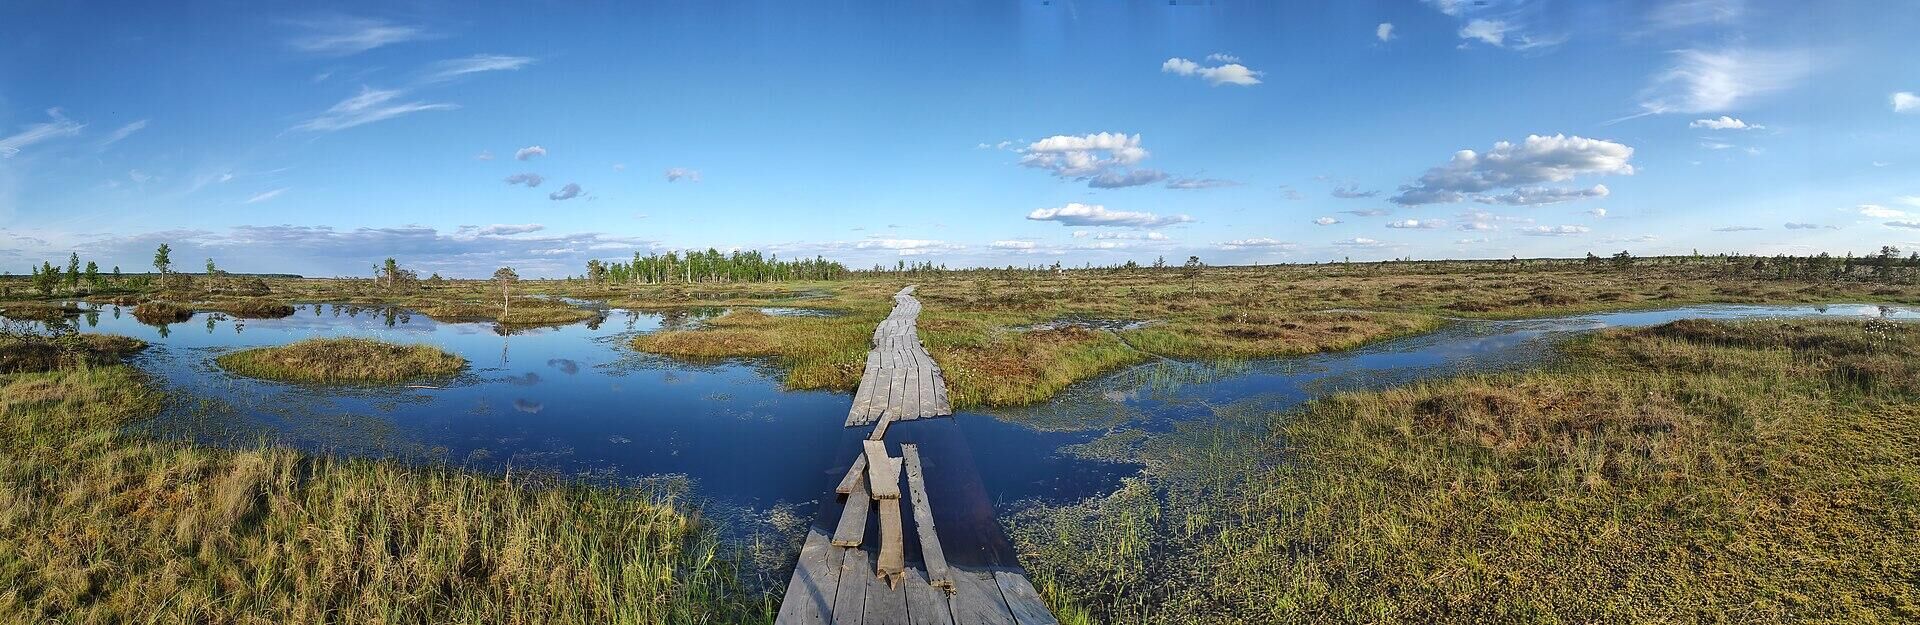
(868, 410, 895, 441)
(905, 567, 956, 625)
(836, 453, 869, 495)
(776, 526, 844, 625)
(900, 445, 952, 589)
(862, 440, 900, 499)
(916, 348, 937, 417)
(995, 571, 1059, 625)
(947, 568, 1016, 625)
(863, 546, 909, 622)
(832, 471, 871, 548)
(876, 464, 906, 587)
(830, 548, 869, 625)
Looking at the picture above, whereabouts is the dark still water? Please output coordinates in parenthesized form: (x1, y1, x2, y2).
(9, 302, 1914, 538)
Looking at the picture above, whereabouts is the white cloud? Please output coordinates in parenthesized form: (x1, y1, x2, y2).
(1859, 204, 1907, 219)
(548, 182, 583, 200)
(1887, 221, 1920, 229)
(424, 55, 533, 82)
(1218, 237, 1293, 250)
(1331, 184, 1378, 199)
(1690, 115, 1762, 130)
(1474, 184, 1611, 206)
(1588, 207, 1608, 218)
(1334, 237, 1386, 247)
(1638, 48, 1812, 114)
(1899, 196, 1920, 208)
(286, 16, 429, 56)
(990, 240, 1036, 250)
(1205, 52, 1240, 63)
(504, 173, 544, 187)
(1377, 23, 1396, 42)
(293, 87, 457, 132)
(515, 145, 547, 160)
(1314, 216, 1341, 226)
(1016, 132, 1165, 187)
(665, 167, 701, 182)
(1090, 169, 1169, 188)
(1895, 92, 1920, 113)
(1161, 57, 1263, 86)
(1072, 230, 1170, 241)
(475, 150, 495, 161)
(0, 108, 85, 157)
(1392, 135, 1634, 206)
(1026, 202, 1193, 229)
(100, 119, 148, 146)
(1386, 219, 1443, 229)
(1712, 225, 1762, 232)
(1459, 19, 1510, 46)
(1646, 0, 1745, 30)
(1520, 225, 1590, 236)
(127, 169, 153, 184)
(1783, 222, 1832, 230)
(459, 223, 545, 236)
(245, 188, 289, 204)
(847, 238, 966, 256)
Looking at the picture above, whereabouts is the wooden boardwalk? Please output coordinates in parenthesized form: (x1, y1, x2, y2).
(846, 286, 952, 426)
(778, 286, 1057, 625)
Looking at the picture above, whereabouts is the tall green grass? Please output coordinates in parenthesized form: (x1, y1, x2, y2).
(0, 364, 771, 623)
(1012, 319, 1920, 623)
(216, 337, 467, 384)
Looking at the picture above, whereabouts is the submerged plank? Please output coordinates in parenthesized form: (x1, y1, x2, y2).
(901, 445, 952, 588)
(836, 453, 869, 495)
(995, 571, 1059, 625)
(863, 440, 900, 499)
(776, 526, 845, 625)
(869, 410, 896, 441)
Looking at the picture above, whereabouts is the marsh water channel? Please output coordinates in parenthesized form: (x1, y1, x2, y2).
(12, 301, 1919, 549)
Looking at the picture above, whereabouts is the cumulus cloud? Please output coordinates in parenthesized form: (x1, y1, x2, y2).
(424, 54, 533, 82)
(245, 188, 289, 204)
(1391, 135, 1634, 206)
(285, 16, 429, 56)
(1690, 115, 1761, 130)
(1520, 225, 1590, 236)
(1027, 203, 1192, 229)
(1895, 92, 1920, 113)
(1017, 132, 1155, 187)
(1165, 177, 1239, 189)
(1314, 217, 1341, 225)
(1638, 48, 1812, 114)
(514, 145, 547, 160)
(665, 167, 701, 182)
(1386, 219, 1443, 229)
(293, 87, 457, 132)
(459, 223, 545, 236)
(0, 108, 85, 157)
(1218, 237, 1293, 250)
(1377, 23, 1396, 41)
(504, 173, 544, 187)
(1161, 57, 1262, 86)
(1712, 225, 1763, 232)
(547, 182, 583, 200)
(1474, 184, 1610, 206)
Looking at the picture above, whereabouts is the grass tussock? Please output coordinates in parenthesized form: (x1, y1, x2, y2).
(0, 301, 83, 323)
(1014, 319, 1920, 624)
(216, 337, 467, 384)
(131, 300, 193, 323)
(0, 365, 769, 624)
(209, 297, 297, 318)
(0, 326, 147, 373)
(632, 308, 876, 390)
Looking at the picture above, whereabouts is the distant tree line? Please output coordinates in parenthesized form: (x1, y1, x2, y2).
(584, 249, 849, 284)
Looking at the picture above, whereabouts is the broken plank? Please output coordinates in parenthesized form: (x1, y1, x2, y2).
(775, 526, 845, 625)
(832, 470, 871, 548)
(868, 410, 895, 441)
(876, 468, 906, 587)
(862, 546, 909, 622)
(905, 567, 956, 625)
(830, 548, 869, 625)
(862, 440, 900, 499)
(947, 568, 1016, 625)
(836, 453, 869, 495)
(901, 445, 952, 588)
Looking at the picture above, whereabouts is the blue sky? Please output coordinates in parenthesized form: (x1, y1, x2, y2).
(2, 0, 1918, 277)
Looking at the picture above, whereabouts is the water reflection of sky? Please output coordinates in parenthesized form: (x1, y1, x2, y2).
(10, 302, 1914, 531)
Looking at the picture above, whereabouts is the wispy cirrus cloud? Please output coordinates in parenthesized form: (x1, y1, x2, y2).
(1165, 177, 1239, 190)
(1638, 48, 1812, 115)
(423, 55, 534, 82)
(1217, 237, 1293, 250)
(665, 167, 701, 182)
(99, 119, 149, 147)
(286, 15, 430, 56)
(1026, 203, 1193, 229)
(0, 108, 85, 158)
(1521, 225, 1590, 236)
(245, 188, 289, 204)
(292, 87, 458, 132)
